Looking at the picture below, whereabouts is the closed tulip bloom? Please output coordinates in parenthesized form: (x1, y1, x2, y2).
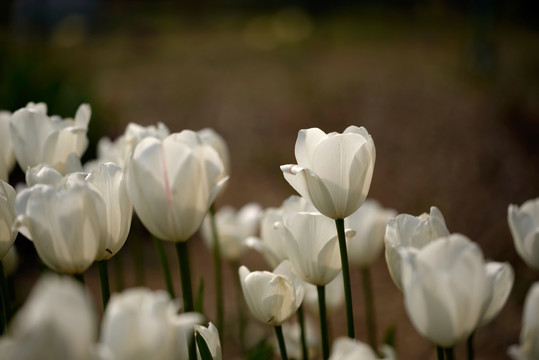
(385, 206, 450, 290)
(198, 128, 230, 179)
(100, 288, 203, 360)
(14, 176, 106, 274)
(0, 180, 17, 259)
(0, 111, 15, 181)
(508, 198, 539, 270)
(0, 275, 97, 360)
(282, 211, 350, 286)
(479, 261, 514, 327)
(97, 122, 170, 168)
(509, 282, 539, 360)
(345, 199, 396, 267)
(86, 162, 132, 260)
(9, 103, 90, 174)
(329, 338, 396, 360)
(239, 265, 298, 326)
(201, 203, 262, 260)
(195, 322, 222, 360)
(281, 126, 375, 219)
(400, 234, 488, 347)
(126, 131, 228, 242)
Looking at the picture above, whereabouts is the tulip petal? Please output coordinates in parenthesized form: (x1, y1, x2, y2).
(295, 128, 327, 170)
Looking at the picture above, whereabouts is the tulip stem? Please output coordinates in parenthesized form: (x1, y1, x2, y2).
(467, 332, 474, 360)
(0, 262, 8, 334)
(97, 260, 111, 309)
(444, 347, 455, 360)
(335, 218, 355, 338)
(131, 234, 145, 286)
(153, 237, 176, 299)
(317, 285, 330, 360)
(113, 252, 125, 291)
(209, 205, 224, 335)
(275, 325, 289, 360)
(175, 241, 194, 312)
(297, 305, 309, 360)
(436, 346, 445, 360)
(230, 261, 246, 351)
(73, 273, 85, 284)
(360, 267, 379, 356)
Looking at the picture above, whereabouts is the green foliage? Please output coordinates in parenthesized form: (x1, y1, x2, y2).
(195, 330, 213, 360)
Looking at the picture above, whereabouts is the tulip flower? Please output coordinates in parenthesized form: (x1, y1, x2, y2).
(384, 206, 450, 290)
(0, 180, 17, 260)
(194, 322, 222, 360)
(400, 234, 488, 349)
(329, 338, 396, 360)
(239, 265, 299, 359)
(200, 203, 262, 261)
(14, 175, 106, 274)
(0, 275, 97, 360)
(25, 163, 65, 187)
(479, 261, 514, 327)
(508, 282, 539, 360)
(96, 122, 170, 168)
(100, 288, 203, 360)
(9, 103, 90, 174)
(198, 128, 230, 181)
(0, 111, 15, 181)
(508, 198, 539, 270)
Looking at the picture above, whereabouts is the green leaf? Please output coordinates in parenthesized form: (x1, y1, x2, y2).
(195, 278, 204, 313)
(195, 330, 213, 360)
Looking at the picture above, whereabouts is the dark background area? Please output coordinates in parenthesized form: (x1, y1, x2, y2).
(1, 1, 538, 359)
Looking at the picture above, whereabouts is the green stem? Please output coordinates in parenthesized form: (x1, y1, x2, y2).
(361, 267, 379, 356)
(175, 241, 194, 312)
(231, 261, 246, 352)
(0, 262, 7, 334)
(275, 325, 289, 360)
(209, 205, 224, 334)
(467, 332, 474, 360)
(73, 273, 85, 284)
(335, 218, 355, 338)
(297, 305, 309, 360)
(317, 285, 330, 360)
(97, 260, 111, 309)
(132, 235, 145, 286)
(436, 346, 445, 360)
(153, 237, 176, 299)
(444, 347, 455, 360)
(113, 252, 125, 291)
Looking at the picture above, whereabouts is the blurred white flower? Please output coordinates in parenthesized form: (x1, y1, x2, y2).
(201, 203, 262, 261)
(0, 275, 97, 360)
(9, 103, 90, 174)
(509, 282, 539, 360)
(384, 206, 450, 290)
(508, 198, 539, 270)
(281, 126, 375, 219)
(345, 199, 396, 268)
(329, 337, 396, 360)
(479, 261, 514, 327)
(198, 128, 230, 180)
(276, 317, 319, 360)
(99, 288, 203, 360)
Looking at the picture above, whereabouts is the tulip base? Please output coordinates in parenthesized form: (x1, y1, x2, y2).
(335, 218, 355, 338)
(97, 260, 111, 309)
(275, 325, 289, 360)
(317, 285, 330, 360)
(154, 237, 176, 299)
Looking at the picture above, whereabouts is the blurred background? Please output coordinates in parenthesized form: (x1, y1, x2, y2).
(1, 0, 538, 359)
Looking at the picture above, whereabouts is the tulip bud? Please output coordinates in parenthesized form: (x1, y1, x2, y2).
(195, 322, 222, 360)
(281, 126, 375, 219)
(508, 198, 539, 270)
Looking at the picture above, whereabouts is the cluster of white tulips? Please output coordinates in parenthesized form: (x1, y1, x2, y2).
(0, 101, 537, 360)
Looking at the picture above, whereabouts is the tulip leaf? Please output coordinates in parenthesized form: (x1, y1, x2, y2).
(195, 330, 213, 360)
(195, 278, 204, 313)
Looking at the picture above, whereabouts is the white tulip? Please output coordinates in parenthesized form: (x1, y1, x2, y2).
(195, 322, 222, 360)
(384, 206, 450, 290)
(238, 265, 298, 326)
(100, 288, 203, 360)
(0, 275, 97, 360)
(400, 234, 488, 347)
(329, 337, 396, 360)
(0, 180, 17, 260)
(509, 282, 539, 360)
(126, 131, 228, 242)
(345, 199, 396, 268)
(479, 261, 514, 327)
(9, 103, 90, 174)
(198, 128, 230, 180)
(508, 198, 539, 270)
(200, 203, 262, 261)
(281, 126, 375, 219)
